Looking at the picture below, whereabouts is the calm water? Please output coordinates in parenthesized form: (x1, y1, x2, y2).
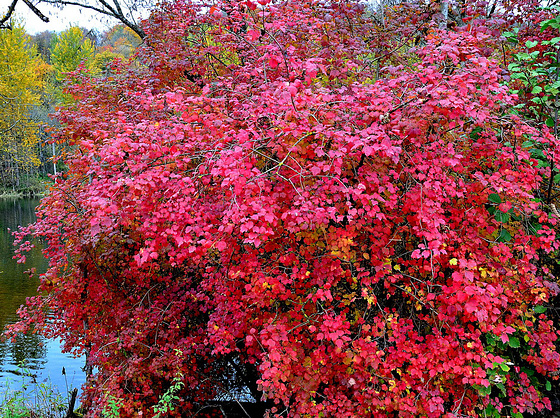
(0, 198, 85, 403)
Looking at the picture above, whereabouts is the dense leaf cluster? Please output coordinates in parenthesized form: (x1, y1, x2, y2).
(9, 0, 560, 416)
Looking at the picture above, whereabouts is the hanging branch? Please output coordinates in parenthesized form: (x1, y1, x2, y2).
(22, 0, 50, 23)
(0, 0, 49, 30)
(0, 0, 18, 29)
(37, 0, 147, 38)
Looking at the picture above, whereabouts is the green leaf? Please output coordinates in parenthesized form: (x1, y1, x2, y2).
(546, 381, 552, 391)
(529, 220, 543, 235)
(534, 305, 547, 313)
(541, 18, 560, 30)
(508, 336, 520, 348)
(495, 211, 510, 223)
(484, 403, 500, 417)
(534, 68, 550, 76)
(469, 127, 483, 139)
(537, 159, 550, 168)
(499, 363, 510, 372)
(497, 228, 512, 242)
(511, 73, 529, 82)
(531, 148, 545, 159)
(526, 40, 539, 48)
(485, 333, 497, 346)
(531, 85, 543, 94)
(488, 193, 502, 204)
(546, 117, 556, 128)
(542, 37, 560, 45)
(497, 382, 506, 396)
(529, 50, 540, 59)
(475, 384, 492, 396)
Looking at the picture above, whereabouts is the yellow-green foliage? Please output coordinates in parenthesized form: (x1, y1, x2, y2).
(0, 23, 47, 167)
(101, 24, 141, 58)
(92, 49, 123, 76)
(50, 27, 95, 81)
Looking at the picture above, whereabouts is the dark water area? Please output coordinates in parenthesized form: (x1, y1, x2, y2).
(0, 198, 85, 403)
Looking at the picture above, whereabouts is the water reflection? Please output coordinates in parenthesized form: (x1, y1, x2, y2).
(0, 198, 85, 401)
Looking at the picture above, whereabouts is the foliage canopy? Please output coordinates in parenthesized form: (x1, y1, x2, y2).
(11, 0, 560, 417)
(0, 23, 47, 187)
(50, 27, 95, 81)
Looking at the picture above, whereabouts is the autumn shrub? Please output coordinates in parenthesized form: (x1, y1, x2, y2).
(9, 0, 560, 417)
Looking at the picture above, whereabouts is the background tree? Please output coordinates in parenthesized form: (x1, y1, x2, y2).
(50, 27, 95, 81)
(31, 30, 56, 63)
(98, 23, 141, 57)
(0, 23, 49, 190)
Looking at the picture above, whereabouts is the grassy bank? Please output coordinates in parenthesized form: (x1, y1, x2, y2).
(0, 362, 77, 418)
(0, 379, 70, 418)
(0, 178, 52, 199)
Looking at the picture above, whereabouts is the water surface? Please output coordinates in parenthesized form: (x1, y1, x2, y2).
(0, 198, 85, 404)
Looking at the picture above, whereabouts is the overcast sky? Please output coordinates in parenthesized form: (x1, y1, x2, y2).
(14, 2, 122, 35)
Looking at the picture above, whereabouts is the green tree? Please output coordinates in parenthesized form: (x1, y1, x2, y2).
(50, 27, 95, 81)
(99, 24, 141, 58)
(0, 22, 48, 189)
(30, 30, 56, 62)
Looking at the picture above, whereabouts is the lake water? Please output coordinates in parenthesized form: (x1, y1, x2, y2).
(0, 198, 85, 406)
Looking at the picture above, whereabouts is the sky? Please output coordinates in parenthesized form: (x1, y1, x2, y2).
(13, 1, 123, 35)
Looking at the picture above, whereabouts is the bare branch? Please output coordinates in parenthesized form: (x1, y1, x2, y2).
(22, 0, 49, 23)
(37, 0, 146, 38)
(0, 0, 19, 29)
(1, 0, 50, 29)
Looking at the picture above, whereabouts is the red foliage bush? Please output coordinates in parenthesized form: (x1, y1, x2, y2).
(10, 0, 560, 416)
